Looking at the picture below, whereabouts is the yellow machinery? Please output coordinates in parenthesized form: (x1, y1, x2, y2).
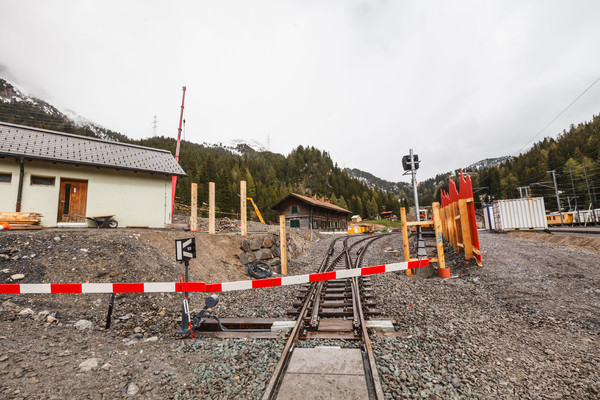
(247, 197, 266, 224)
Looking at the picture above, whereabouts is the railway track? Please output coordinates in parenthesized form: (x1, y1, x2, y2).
(262, 234, 390, 400)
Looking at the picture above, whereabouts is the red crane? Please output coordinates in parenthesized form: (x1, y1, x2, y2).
(171, 86, 186, 220)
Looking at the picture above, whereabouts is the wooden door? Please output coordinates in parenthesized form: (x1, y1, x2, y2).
(57, 179, 88, 223)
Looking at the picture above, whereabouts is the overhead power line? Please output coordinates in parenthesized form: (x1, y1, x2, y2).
(515, 73, 600, 155)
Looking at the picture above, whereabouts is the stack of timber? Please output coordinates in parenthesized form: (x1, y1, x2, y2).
(0, 212, 44, 230)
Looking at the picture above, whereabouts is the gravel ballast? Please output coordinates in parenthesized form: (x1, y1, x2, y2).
(1, 229, 599, 399)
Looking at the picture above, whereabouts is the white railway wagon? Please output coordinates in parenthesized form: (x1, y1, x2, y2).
(492, 198, 548, 231)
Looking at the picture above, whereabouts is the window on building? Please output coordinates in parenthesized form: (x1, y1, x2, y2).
(0, 173, 11, 183)
(31, 175, 55, 186)
(291, 206, 298, 213)
(290, 219, 300, 228)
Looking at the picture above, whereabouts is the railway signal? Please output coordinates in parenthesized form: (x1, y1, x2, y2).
(175, 238, 196, 334)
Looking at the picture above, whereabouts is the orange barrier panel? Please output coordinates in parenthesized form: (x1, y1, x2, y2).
(440, 170, 482, 266)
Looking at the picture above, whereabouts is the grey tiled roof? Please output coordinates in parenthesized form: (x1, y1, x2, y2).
(0, 122, 186, 176)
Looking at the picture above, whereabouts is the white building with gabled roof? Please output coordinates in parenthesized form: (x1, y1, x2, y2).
(0, 122, 186, 228)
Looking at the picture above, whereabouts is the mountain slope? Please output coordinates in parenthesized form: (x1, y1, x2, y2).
(0, 78, 128, 142)
(0, 77, 405, 221)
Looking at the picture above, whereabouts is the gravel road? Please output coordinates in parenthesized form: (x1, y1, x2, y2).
(1, 229, 599, 399)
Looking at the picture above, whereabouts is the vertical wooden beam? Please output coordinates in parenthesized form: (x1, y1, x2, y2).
(280, 214, 287, 275)
(432, 202, 448, 277)
(240, 181, 247, 236)
(190, 183, 198, 232)
(208, 182, 215, 235)
(458, 199, 473, 259)
(400, 207, 410, 262)
(439, 207, 447, 240)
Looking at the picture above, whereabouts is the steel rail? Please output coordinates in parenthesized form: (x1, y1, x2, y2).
(262, 233, 390, 400)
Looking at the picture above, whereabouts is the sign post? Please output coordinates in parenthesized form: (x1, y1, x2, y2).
(175, 238, 196, 334)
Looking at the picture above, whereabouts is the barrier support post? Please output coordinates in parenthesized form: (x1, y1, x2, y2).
(433, 202, 449, 277)
(280, 215, 287, 275)
(458, 199, 473, 259)
(240, 181, 247, 236)
(208, 182, 215, 235)
(400, 207, 415, 276)
(190, 183, 198, 232)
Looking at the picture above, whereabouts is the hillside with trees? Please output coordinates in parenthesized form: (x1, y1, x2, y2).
(417, 114, 600, 213)
(140, 138, 408, 222)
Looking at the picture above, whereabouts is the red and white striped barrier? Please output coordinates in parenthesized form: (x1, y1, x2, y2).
(0, 259, 428, 294)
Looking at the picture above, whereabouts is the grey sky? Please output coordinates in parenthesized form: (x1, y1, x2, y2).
(1, 1, 599, 182)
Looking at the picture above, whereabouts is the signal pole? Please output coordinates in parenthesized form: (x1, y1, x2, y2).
(410, 148, 420, 223)
(549, 170, 563, 225)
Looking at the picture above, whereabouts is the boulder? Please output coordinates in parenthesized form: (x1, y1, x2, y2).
(246, 251, 257, 263)
(240, 239, 251, 252)
(249, 238, 263, 251)
(262, 237, 274, 248)
(255, 248, 273, 260)
(272, 246, 281, 257)
(237, 252, 249, 265)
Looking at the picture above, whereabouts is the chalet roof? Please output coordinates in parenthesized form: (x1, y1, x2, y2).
(271, 193, 352, 214)
(0, 122, 186, 176)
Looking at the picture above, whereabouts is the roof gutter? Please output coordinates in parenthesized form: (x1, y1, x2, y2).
(15, 157, 24, 212)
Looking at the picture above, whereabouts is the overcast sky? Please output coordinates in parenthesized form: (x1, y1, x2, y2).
(1, 1, 600, 182)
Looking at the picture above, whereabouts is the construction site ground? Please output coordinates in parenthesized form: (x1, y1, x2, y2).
(0, 223, 599, 399)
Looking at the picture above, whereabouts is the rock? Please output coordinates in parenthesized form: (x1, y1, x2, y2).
(2, 300, 23, 312)
(75, 319, 93, 330)
(544, 348, 555, 356)
(53, 236, 61, 243)
(1, 268, 10, 273)
(262, 237, 274, 248)
(36, 311, 50, 321)
(134, 327, 143, 334)
(126, 382, 139, 396)
(19, 308, 35, 317)
(101, 363, 113, 371)
(144, 336, 159, 343)
(245, 251, 257, 263)
(78, 358, 101, 372)
(46, 315, 58, 323)
(249, 238, 262, 251)
(240, 240, 251, 252)
(11, 274, 25, 281)
(237, 252, 249, 265)
(272, 246, 281, 257)
(451, 378, 461, 388)
(255, 248, 273, 260)
(80, 248, 89, 253)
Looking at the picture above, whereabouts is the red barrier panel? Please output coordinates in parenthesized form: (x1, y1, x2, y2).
(439, 170, 482, 266)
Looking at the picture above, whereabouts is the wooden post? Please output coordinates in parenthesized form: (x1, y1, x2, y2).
(458, 199, 473, 259)
(240, 181, 247, 236)
(400, 207, 415, 276)
(208, 182, 215, 235)
(400, 207, 410, 262)
(433, 202, 448, 277)
(190, 183, 198, 232)
(279, 214, 287, 275)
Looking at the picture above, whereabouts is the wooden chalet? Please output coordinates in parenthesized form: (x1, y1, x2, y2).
(379, 211, 398, 221)
(271, 193, 352, 231)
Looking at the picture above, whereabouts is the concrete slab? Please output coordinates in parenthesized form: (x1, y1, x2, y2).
(277, 373, 369, 400)
(277, 347, 369, 399)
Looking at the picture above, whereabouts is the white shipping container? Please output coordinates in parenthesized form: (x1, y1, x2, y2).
(492, 197, 548, 231)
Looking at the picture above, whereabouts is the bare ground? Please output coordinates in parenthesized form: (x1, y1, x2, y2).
(0, 226, 599, 399)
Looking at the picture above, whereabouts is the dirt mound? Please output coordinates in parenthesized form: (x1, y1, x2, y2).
(507, 230, 600, 254)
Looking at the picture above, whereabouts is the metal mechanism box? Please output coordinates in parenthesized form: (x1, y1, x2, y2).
(491, 198, 548, 231)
